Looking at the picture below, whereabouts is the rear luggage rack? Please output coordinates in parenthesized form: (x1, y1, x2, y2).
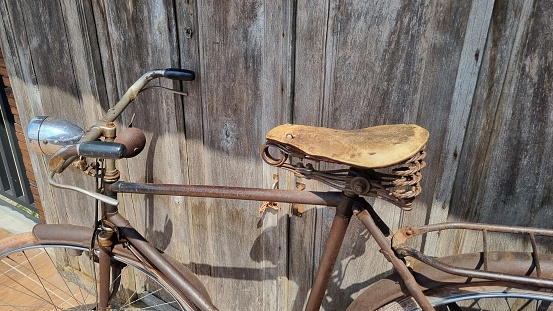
(392, 222, 553, 288)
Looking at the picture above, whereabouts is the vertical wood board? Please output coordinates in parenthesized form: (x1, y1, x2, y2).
(1, 0, 553, 310)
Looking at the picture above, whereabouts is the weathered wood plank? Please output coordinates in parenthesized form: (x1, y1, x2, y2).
(292, 1, 478, 308)
(173, 0, 215, 301)
(288, 1, 330, 308)
(91, 0, 194, 269)
(444, 0, 532, 255)
(445, 0, 553, 255)
(423, 0, 495, 256)
(0, 0, 92, 226)
(184, 1, 290, 309)
(258, 2, 294, 309)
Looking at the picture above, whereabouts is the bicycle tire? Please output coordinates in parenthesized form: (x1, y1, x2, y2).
(378, 282, 553, 310)
(0, 231, 193, 310)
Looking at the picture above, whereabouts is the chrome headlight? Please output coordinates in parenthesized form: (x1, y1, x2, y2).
(28, 116, 84, 155)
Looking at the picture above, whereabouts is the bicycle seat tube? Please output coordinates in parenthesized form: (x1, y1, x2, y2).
(304, 192, 355, 311)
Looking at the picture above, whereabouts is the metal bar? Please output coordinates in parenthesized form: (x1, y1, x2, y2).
(305, 194, 354, 311)
(397, 246, 553, 288)
(355, 209, 435, 311)
(410, 222, 553, 237)
(108, 181, 343, 207)
(61, 70, 166, 171)
(97, 245, 111, 310)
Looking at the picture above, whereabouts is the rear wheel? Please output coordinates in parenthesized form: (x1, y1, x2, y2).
(378, 282, 553, 310)
(0, 234, 189, 310)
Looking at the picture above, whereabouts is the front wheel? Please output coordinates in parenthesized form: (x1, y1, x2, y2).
(379, 282, 553, 310)
(0, 232, 190, 310)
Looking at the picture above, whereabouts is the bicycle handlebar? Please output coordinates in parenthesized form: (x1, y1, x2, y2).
(44, 68, 195, 205)
(83, 69, 193, 140)
(163, 68, 195, 81)
(49, 142, 127, 173)
(53, 68, 195, 171)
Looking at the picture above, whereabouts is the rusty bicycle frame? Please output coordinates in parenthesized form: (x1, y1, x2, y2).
(42, 69, 553, 311)
(95, 179, 436, 310)
(98, 181, 553, 310)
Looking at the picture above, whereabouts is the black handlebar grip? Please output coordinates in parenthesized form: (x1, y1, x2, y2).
(163, 68, 195, 81)
(78, 141, 127, 159)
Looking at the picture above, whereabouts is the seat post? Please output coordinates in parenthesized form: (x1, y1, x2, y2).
(305, 192, 355, 311)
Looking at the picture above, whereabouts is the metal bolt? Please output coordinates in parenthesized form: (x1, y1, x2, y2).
(351, 177, 369, 194)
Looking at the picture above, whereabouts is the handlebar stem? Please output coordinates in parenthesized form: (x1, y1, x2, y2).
(99, 123, 120, 182)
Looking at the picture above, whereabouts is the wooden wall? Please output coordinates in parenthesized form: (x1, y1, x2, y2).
(1, 0, 552, 310)
(0, 48, 44, 221)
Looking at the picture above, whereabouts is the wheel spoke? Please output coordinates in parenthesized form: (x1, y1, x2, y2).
(1, 254, 63, 308)
(0, 242, 186, 310)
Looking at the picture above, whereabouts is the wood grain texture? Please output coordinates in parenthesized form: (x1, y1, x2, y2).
(1, 0, 553, 310)
(0, 0, 98, 227)
(91, 0, 195, 281)
(292, 1, 477, 309)
(445, 0, 553, 255)
(423, 0, 495, 256)
(184, 2, 290, 309)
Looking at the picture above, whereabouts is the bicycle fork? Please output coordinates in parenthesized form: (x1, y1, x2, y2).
(97, 226, 116, 310)
(305, 193, 435, 311)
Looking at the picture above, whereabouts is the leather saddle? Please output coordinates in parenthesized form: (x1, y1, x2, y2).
(266, 124, 429, 169)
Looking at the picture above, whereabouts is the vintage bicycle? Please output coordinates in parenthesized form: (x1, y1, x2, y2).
(1, 69, 552, 310)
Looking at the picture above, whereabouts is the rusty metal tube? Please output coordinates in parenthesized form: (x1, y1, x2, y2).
(412, 222, 553, 237)
(396, 247, 553, 288)
(305, 194, 354, 311)
(98, 246, 111, 310)
(355, 209, 435, 311)
(108, 182, 343, 206)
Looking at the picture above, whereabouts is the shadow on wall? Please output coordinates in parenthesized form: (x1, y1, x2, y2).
(184, 207, 394, 310)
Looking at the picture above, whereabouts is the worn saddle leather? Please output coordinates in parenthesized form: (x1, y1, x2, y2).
(266, 124, 429, 169)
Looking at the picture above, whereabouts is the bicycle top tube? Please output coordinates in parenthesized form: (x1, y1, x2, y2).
(107, 182, 344, 207)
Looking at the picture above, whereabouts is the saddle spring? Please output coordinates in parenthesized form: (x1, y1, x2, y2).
(261, 142, 426, 210)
